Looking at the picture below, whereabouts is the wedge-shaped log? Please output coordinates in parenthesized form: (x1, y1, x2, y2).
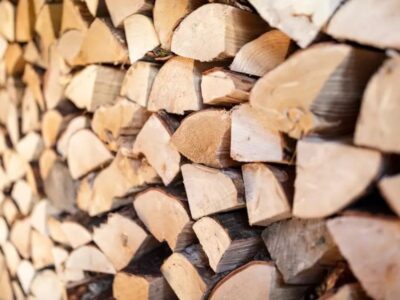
(17, 260, 35, 295)
(47, 217, 70, 247)
(31, 230, 54, 269)
(355, 57, 400, 153)
(61, 221, 92, 249)
(105, 0, 153, 28)
(4, 44, 25, 75)
(2, 198, 18, 226)
(10, 217, 31, 259)
(16, 132, 44, 163)
(2, 242, 20, 276)
(263, 218, 341, 284)
(11, 180, 36, 216)
(379, 175, 400, 217)
(41, 108, 76, 148)
(0, 1, 15, 41)
(61, 0, 92, 33)
(172, 109, 234, 168)
(66, 245, 116, 274)
(134, 188, 195, 251)
(328, 215, 400, 300)
(250, 44, 384, 139)
(84, 0, 106, 17)
(23, 64, 45, 110)
(171, 3, 268, 61)
(22, 89, 41, 135)
(3, 150, 27, 182)
(242, 163, 293, 226)
(193, 212, 261, 273)
(0, 253, 13, 300)
(30, 270, 65, 300)
(57, 116, 89, 158)
(57, 29, 84, 66)
(293, 139, 382, 218)
(182, 164, 245, 219)
(15, 0, 35, 42)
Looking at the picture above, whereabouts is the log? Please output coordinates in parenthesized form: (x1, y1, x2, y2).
(47, 217, 70, 247)
(171, 3, 268, 61)
(17, 260, 35, 295)
(0, 253, 13, 300)
(2, 198, 18, 225)
(120, 61, 160, 107)
(15, 0, 35, 42)
(61, 221, 92, 249)
(193, 212, 261, 273)
(23, 40, 44, 67)
(3, 150, 27, 182)
(30, 200, 50, 236)
(209, 261, 306, 300)
(327, 215, 400, 300)
(57, 29, 84, 66)
(0, 218, 8, 246)
(0, 167, 10, 196)
(65, 65, 125, 112)
(61, 0, 92, 33)
(182, 164, 245, 219)
(248, 0, 344, 48)
(124, 14, 159, 64)
(66, 245, 116, 274)
(10, 217, 31, 259)
(67, 129, 113, 179)
(105, 0, 153, 28)
(30, 270, 66, 300)
(57, 116, 89, 158)
(11, 180, 36, 216)
(84, 0, 106, 17)
(354, 57, 400, 153)
(293, 139, 382, 218)
(6, 101, 19, 146)
(0, 1, 15, 41)
(230, 30, 291, 76)
(23, 64, 45, 110)
(12, 280, 25, 300)
(321, 283, 367, 300)
(132, 113, 181, 185)
(242, 163, 293, 226)
(379, 175, 400, 217)
(25, 164, 41, 197)
(134, 188, 195, 251)
(0, 36, 6, 59)
(41, 109, 75, 148)
(172, 109, 234, 168)
(93, 213, 157, 271)
(147, 56, 205, 114)
(201, 68, 256, 105)
(250, 43, 385, 139)
(16, 132, 44, 163)
(30, 229, 54, 269)
(2, 241, 20, 276)
(39, 148, 57, 180)
(327, 0, 400, 50)
(21, 89, 40, 134)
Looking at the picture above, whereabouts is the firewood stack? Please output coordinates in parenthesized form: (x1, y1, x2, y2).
(0, 0, 399, 299)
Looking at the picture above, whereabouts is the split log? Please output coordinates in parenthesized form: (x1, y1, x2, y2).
(134, 188, 195, 251)
(2, 198, 18, 225)
(11, 180, 36, 216)
(379, 175, 400, 217)
(327, 215, 400, 300)
(147, 56, 205, 114)
(30, 200, 50, 236)
(93, 213, 157, 271)
(25, 164, 41, 197)
(23, 40, 44, 67)
(2, 241, 20, 276)
(3, 150, 27, 182)
(57, 29, 84, 66)
(293, 139, 382, 218)
(61, 0, 92, 33)
(124, 14, 159, 63)
(16, 132, 44, 162)
(66, 65, 125, 112)
(84, 0, 106, 17)
(327, 0, 400, 50)
(249, 0, 344, 48)
(57, 116, 89, 158)
(15, 0, 35, 42)
(6, 101, 19, 146)
(193, 212, 261, 273)
(250, 43, 385, 139)
(21, 89, 40, 134)
(61, 221, 92, 249)
(0, 129, 8, 154)
(0, 218, 8, 246)
(41, 109, 75, 148)
(354, 57, 400, 153)
(182, 164, 245, 219)
(23, 64, 45, 110)
(0, 90, 10, 124)
(230, 30, 291, 76)
(242, 163, 292, 226)
(105, 0, 153, 28)
(209, 261, 306, 300)
(172, 109, 234, 168)
(171, 3, 268, 61)
(201, 68, 256, 105)
(0, 253, 13, 300)
(132, 113, 180, 185)
(67, 129, 113, 179)
(30, 230, 54, 269)
(17, 260, 35, 295)
(30, 270, 66, 300)
(0, 1, 15, 41)
(47, 217, 70, 247)
(10, 217, 31, 259)
(66, 245, 116, 274)
(120, 62, 160, 107)
(262, 218, 341, 284)
(39, 148, 57, 180)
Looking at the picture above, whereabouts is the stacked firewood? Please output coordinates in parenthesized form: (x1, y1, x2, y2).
(0, 0, 399, 299)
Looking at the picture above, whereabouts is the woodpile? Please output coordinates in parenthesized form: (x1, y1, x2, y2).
(0, 0, 398, 299)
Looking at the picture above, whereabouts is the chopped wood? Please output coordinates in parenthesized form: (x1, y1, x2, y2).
(67, 129, 113, 179)
(354, 57, 400, 153)
(0, 36, 7, 59)
(57, 29, 84, 66)
(134, 188, 195, 251)
(17, 260, 35, 295)
(31, 229, 54, 269)
(193, 212, 261, 273)
(3, 150, 27, 182)
(30, 200, 50, 236)
(105, 0, 153, 28)
(242, 163, 293, 226)
(230, 30, 291, 77)
(249, 0, 344, 48)
(0, 1, 15, 41)
(25, 163, 41, 196)
(12, 280, 25, 300)
(84, 0, 106, 17)
(23, 64, 45, 110)
(39, 148, 57, 180)
(124, 14, 159, 64)
(16, 132, 44, 162)
(132, 113, 180, 185)
(171, 3, 268, 61)
(15, 0, 35, 42)
(11, 180, 36, 216)
(201, 68, 256, 105)
(6, 101, 19, 146)
(0, 167, 11, 195)
(0, 253, 13, 300)
(66, 245, 116, 274)
(10, 217, 31, 259)
(41, 109, 75, 148)
(47, 217, 70, 247)
(61, 0, 92, 33)
(30, 270, 66, 300)
(182, 164, 245, 219)
(21, 88, 40, 134)
(327, 215, 400, 300)
(61, 221, 92, 249)
(250, 43, 385, 139)
(2, 241, 21, 276)
(293, 140, 382, 218)
(2, 198, 18, 225)
(23, 40, 44, 67)
(57, 116, 89, 158)
(379, 175, 400, 217)
(0, 218, 8, 246)
(172, 109, 234, 168)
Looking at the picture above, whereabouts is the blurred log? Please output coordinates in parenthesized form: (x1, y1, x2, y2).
(11, 180, 36, 216)
(15, 0, 35, 42)
(66, 245, 116, 274)
(61, 221, 92, 249)
(105, 0, 153, 28)
(10, 217, 31, 259)
(0, 253, 13, 300)
(0, 1, 15, 41)
(57, 116, 89, 158)
(17, 260, 35, 295)
(30, 230, 54, 269)
(57, 29, 84, 66)
(16, 132, 44, 162)
(30, 270, 66, 300)
(379, 174, 400, 217)
(61, 0, 92, 33)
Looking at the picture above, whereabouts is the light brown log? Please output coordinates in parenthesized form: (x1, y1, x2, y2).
(201, 68, 256, 105)
(66, 245, 116, 274)
(57, 116, 89, 158)
(379, 175, 400, 217)
(25, 163, 40, 197)
(2, 241, 20, 276)
(15, 0, 35, 42)
(4, 43, 25, 75)
(0, 253, 13, 300)
(32, 0, 45, 16)
(47, 217, 70, 247)
(249, 0, 344, 48)
(230, 30, 291, 77)
(6, 101, 19, 146)
(76, 173, 95, 212)
(10, 217, 31, 259)
(65, 65, 125, 112)
(61, 221, 92, 249)
(172, 109, 234, 168)
(193, 212, 261, 273)
(262, 218, 341, 284)
(134, 188, 195, 251)
(39, 148, 57, 180)
(293, 139, 382, 218)
(61, 0, 92, 33)
(147, 56, 205, 114)
(327, 0, 400, 50)
(182, 164, 245, 219)
(57, 29, 84, 66)
(17, 260, 35, 295)
(31, 230, 54, 269)
(250, 43, 384, 139)
(42, 107, 76, 148)
(16, 132, 44, 163)
(23, 40, 44, 67)
(2, 198, 18, 225)
(30, 200, 50, 236)
(328, 215, 400, 300)
(209, 261, 306, 300)
(21, 89, 40, 134)
(0, 218, 8, 246)
(132, 113, 181, 185)
(242, 163, 292, 226)
(0, 61, 6, 86)
(0, 1, 15, 41)
(0, 90, 10, 125)
(171, 3, 268, 61)
(30, 270, 66, 300)
(354, 57, 400, 153)
(0, 166, 10, 195)
(11, 180, 36, 216)
(93, 213, 157, 271)
(12, 280, 25, 300)
(3, 150, 28, 182)
(22, 64, 45, 110)
(92, 98, 150, 151)
(124, 14, 159, 63)
(84, 0, 106, 17)
(105, 0, 153, 28)
(6, 76, 24, 107)
(0, 129, 8, 155)
(67, 129, 113, 179)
